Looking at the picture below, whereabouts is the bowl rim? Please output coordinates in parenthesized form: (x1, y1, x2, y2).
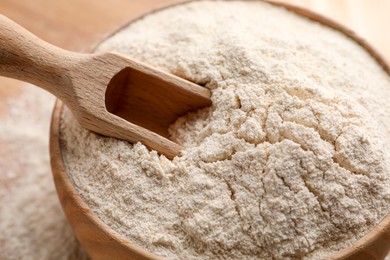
(50, 1, 390, 259)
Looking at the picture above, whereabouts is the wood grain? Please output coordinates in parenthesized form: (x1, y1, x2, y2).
(0, 14, 210, 159)
(0, 0, 184, 127)
(105, 61, 211, 141)
(0, 0, 179, 51)
(49, 1, 390, 259)
(1, 0, 390, 259)
(51, 100, 163, 260)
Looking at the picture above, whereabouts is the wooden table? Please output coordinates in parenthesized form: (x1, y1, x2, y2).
(2, 0, 389, 113)
(1, 0, 389, 257)
(1, 0, 389, 131)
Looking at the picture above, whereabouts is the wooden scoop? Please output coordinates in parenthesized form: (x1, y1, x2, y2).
(0, 15, 211, 159)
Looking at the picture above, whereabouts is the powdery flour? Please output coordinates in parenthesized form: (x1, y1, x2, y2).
(61, 1, 390, 259)
(0, 86, 87, 259)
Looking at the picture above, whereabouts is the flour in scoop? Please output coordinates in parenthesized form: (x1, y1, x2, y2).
(61, 1, 390, 259)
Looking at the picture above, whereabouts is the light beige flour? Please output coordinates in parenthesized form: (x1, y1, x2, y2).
(0, 86, 88, 260)
(61, 1, 390, 259)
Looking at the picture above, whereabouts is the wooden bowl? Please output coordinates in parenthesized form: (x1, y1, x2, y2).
(49, 1, 390, 259)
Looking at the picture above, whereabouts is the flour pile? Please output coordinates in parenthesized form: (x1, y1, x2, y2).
(61, 1, 390, 259)
(0, 86, 87, 259)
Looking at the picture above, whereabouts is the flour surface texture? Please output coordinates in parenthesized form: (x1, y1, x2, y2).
(0, 86, 87, 260)
(61, 1, 390, 259)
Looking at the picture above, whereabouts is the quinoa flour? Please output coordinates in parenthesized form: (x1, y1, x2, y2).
(61, 1, 390, 259)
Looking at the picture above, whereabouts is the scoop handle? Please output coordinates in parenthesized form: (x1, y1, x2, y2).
(0, 14, 86, 97)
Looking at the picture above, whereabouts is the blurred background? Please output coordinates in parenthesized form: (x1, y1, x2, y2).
(0, 0, 389, 259)
(1, 0, 389, 61)
(1, 0, 389, 102)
